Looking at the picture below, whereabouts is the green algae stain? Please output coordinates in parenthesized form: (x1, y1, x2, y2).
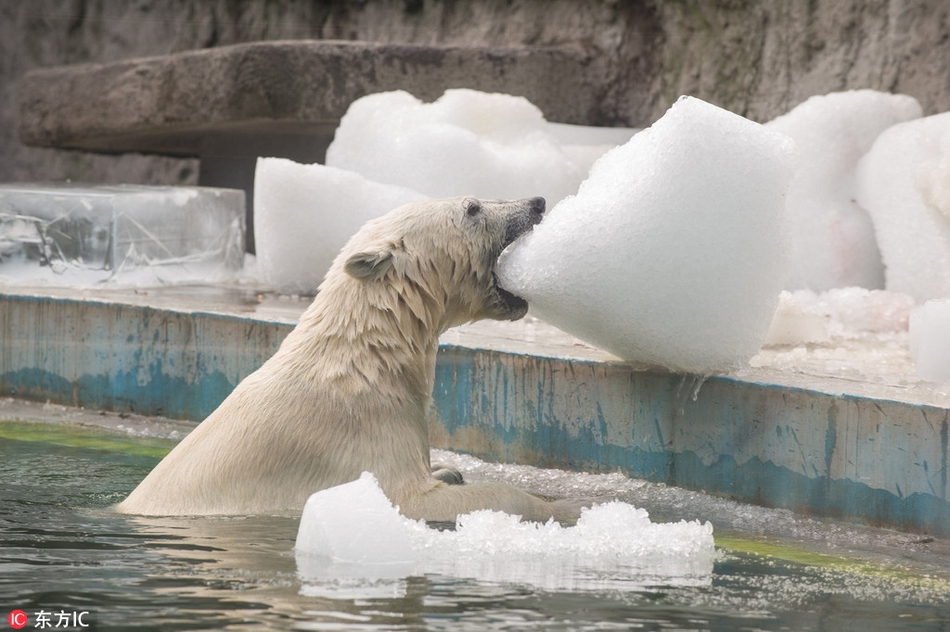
(716, 534, 950, 594)
(0, 420, 176, 459)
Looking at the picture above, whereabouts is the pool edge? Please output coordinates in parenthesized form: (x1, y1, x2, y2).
(1, 290, 947, 536)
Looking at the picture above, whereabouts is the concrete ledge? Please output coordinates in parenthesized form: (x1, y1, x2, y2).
(17, 40, 599, 158)
(1, 288, 947, 536)
(0, 291, 289, 419)
(431, 346, 950, 535)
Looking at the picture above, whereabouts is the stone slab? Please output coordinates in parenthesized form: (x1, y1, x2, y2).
(17, 39, 598, 158)
(17, 40, 599, 253)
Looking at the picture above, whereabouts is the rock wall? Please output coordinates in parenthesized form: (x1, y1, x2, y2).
(2, 0, 949, 186)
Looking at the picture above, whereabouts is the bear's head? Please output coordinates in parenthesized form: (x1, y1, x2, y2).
(340, 196, 545, 328)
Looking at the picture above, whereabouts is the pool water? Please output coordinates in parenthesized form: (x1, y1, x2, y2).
(2, 418, 950, 631)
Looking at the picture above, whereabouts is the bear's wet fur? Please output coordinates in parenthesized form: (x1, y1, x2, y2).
(117, 196, 582, 523)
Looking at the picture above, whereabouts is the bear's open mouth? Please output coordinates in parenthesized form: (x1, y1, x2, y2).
(490, 196, 544, 316)
(492, 273, 528, 312)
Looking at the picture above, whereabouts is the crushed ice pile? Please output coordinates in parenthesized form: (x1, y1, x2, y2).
(498, 96, 797, 373)
(0, 183, 244, 286)
(765, 287, 916, 346)
(295, 472, 715, 592)
(325, 89, 624, 205)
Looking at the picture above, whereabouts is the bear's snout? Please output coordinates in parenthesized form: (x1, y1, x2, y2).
(527, 196, 546, 220)
(500, 197, 546, 252)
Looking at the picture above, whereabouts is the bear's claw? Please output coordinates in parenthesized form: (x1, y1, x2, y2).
(430, 463, 464, 485)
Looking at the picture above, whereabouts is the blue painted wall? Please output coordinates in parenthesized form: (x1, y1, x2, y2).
(0, 294, 289, 418)
(1, 292, 948, 536)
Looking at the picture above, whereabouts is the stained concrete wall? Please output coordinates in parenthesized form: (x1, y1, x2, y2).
(2, 291, 947, 536)
(3, 0, 950, 186)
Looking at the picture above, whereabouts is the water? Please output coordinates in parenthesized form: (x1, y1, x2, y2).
(2, 418, 950, 631)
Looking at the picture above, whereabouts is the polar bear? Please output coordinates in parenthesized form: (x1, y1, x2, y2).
(117, 196, 581, 523)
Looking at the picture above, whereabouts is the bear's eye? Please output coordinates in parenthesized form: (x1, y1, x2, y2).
(464, 198, 482, 217)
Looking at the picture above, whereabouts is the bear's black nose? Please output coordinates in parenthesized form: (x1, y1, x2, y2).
(528, 197, 546, 216)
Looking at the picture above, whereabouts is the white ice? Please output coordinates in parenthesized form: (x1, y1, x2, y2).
(765, 90, 922, 292)
(909, 299, 950, 382)
(765, 287, 915, 346)
(294, 472, 417, 579)
(0, 183, 244, 287)
(497, 95, 798, 374)
(325, 89, 597, 205)
(255, 90, 635, 295)
(856, 112, 950, 302)
(295, 472, 715, 593)
(253, 158, 425, 294)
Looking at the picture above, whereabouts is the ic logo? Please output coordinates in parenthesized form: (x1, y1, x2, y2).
(7, 610, 28, 629)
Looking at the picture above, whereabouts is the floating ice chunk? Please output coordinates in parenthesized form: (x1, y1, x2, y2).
(909, 299, 950, 382)
(294, 472, 417, 580)
(0, 183, 244, 287)
(421, 504, 714, 591)
(856, 112, 950, 302)
(498, 96, 798, 373)
(325, 89, 587, 205)
(766, 90, 922, 291)
(254, 158, 426, 294)
(295, 471, 715, 592)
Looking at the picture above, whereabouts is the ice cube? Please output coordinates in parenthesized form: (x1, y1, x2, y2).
(0, 183, 244, 286)
(295, 472, 416, 567)
(498, 96, 798, 373)
(253, 158, 426, 294)
(856, 112, 950, 302)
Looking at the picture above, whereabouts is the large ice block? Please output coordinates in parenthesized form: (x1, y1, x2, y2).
(855, 112, 950, 302)
(295, 471, 716, 591)
(254, 158, 426, 295)
(0, 183, 244, 286)
(497, 96, 797, 374)
(325, 89, 589, 206)
(765, 90, 921, 292)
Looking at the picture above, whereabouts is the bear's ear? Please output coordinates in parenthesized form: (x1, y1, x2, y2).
(344, 248, 396, 280)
